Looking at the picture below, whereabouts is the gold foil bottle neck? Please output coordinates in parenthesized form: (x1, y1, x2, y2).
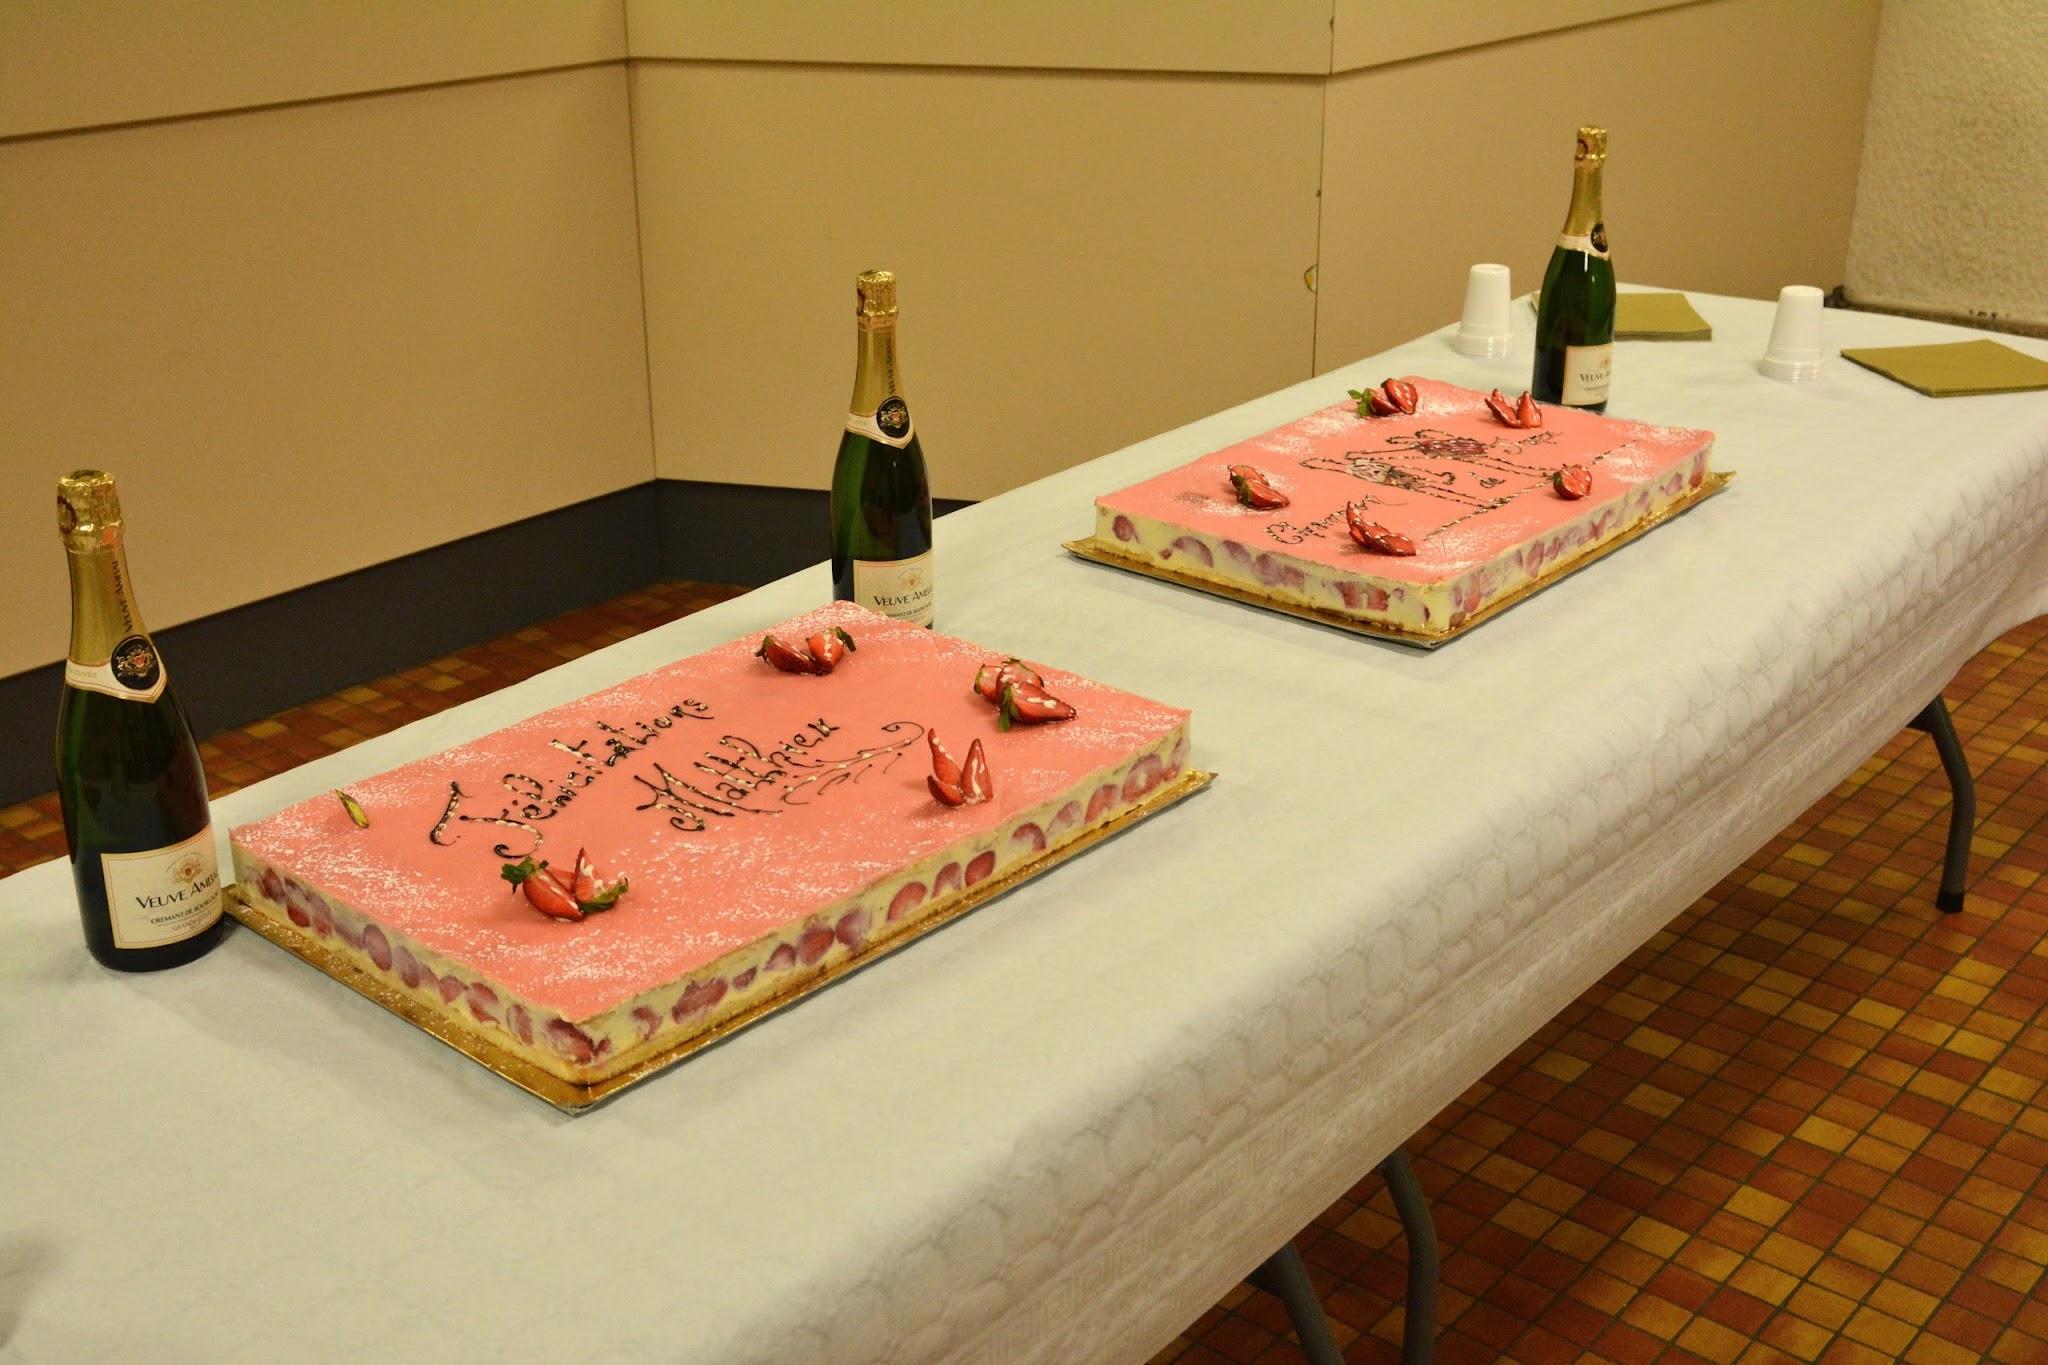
(1575, 127, 1608, 164)
(57, 469, 123, 543)
(855, 269, 899, 327)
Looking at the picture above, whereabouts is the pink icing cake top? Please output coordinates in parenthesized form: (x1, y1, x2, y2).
(233, 603, 1188, 1021)
(1098, 378, 1714, 582)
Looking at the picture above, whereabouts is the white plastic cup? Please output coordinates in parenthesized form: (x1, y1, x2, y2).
(1759, 284, 1825, 381)
(1453, 263, 1513, 357)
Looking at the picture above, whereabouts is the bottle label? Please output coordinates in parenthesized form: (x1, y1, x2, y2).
(845, 396, 915, 449)
(852, 551, 935, 627)
(1561, 343, 1614, 406)
(1555, 223, 1610, 259)
(65, 634, 167, 703)
(101, 824, 223, 949)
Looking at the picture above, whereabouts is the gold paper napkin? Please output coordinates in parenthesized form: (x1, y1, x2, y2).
(1528, 290, 1713, 340)
(1615, 292, 1713, 341)
(1839, 339, 2048, 397)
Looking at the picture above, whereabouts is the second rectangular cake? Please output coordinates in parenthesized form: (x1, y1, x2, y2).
(1093, 378, 1716, 638)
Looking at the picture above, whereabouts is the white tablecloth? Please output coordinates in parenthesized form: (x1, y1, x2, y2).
(5, 294, 2047, 1363)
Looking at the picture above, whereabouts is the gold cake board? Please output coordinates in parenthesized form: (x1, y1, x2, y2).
(1066, 470, 1734, 649)
(226, 768, 1215, 1115)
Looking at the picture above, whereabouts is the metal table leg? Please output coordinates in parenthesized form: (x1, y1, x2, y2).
(1907, 695, 1975, 912)
(1380, 1148, 1437, 1365)
(1248, 1242, 1343, 1365)
(1248, 1149, 1437, 1364)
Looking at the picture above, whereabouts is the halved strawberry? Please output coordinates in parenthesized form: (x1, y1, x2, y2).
(757, 634, 825, 674)
(1516, 392, 1541, 428)
(501, 858, 583, 920)
(1552, 464, 1593, 499)
(961, 739, 993, 803)
(973, 657, 1043, 703)
(1345, 501, 1417, 556)
(999, 679, 1078, 731)
(1351, 385, 1401, 417)
(1484, 389, 1519, 426)
(1383, 378, 1419, 414)
(1227, 464, 1289, 510)
(928, 728, 963, 789)
(806, 626, 855, 669)
(502, 855, 627, 920)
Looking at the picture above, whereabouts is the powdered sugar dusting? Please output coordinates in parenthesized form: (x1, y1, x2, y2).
(233, 603, 1188, 1020)
(1097, 377, 1713, 584)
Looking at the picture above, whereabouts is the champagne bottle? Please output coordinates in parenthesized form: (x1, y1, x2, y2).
(1532, 126, 1617, 413)
(55, 471, 226, 970)
(831, 269, 935, 627)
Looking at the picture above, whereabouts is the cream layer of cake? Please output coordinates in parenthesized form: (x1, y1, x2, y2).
(231, 603, 1190, 1085)
(1094, 378, 1715, 637)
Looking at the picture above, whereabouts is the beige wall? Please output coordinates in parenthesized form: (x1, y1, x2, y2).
(3, 0, 1884, 681)
(624, 0, 1331, 74)
(0, 1, 626, 137)
(0, 66, 652, 681)
(630, 62, 1323, 500)
(1316, 0, 1882, 367)
(1330, 0, 1702, 72)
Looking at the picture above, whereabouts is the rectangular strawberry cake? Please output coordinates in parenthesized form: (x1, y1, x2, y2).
(230, 603, 1192, 1089)
(1092, 377, 1717, 639)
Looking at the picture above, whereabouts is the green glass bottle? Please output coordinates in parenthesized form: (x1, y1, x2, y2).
(55, 471, 225, 971)
(830, 269, 935, 627)
(1532, 126, 1616, 413)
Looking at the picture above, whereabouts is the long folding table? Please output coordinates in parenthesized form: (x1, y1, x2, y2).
(4, 293, 2045, 1362)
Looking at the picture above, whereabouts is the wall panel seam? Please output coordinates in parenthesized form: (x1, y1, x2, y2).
(1327, 0, 1719, 79)
(621, 56, 1327, 87)
(0, 59, 626, 147)
(620, 62, 665, 518)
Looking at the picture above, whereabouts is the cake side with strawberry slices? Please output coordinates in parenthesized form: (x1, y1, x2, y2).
(1094, 377, 1714, 638)
(230, 603, 1191, 1086)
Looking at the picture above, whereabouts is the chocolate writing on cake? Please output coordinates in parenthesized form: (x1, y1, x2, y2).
(633, 718, 924, 833)
(428, 698, 714, 857)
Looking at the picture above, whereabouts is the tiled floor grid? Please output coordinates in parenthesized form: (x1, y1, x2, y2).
(6, 588, 2045, 1364)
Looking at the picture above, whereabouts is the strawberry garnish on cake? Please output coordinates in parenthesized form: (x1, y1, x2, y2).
(998, 678, 1078, 731)
(570, 848, 600, 902)
(972, 657, 1042, 703)
(806, 627, 856, 669)
(928, 729, 993, 807)
(757, 627, 858, 675)
(1350, 377, 1419, 418)
(928, 729, 966, 805)
(756, 634, 825, 674)
(501, 851, 628, 921)
(961, 738, 993, 803)
(1227, 464, 1289, 510)
(1552, 464, 1593, 500)
(1485, 389, 1543, 429)
(970, 657, 1076, 731)
(1345, 501, 1417, 556)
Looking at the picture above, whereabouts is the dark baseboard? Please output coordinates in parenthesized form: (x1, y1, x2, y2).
(655, 478, 972, 587)
(1, 479, 971, 809)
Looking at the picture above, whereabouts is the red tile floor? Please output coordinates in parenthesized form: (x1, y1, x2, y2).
(6, 586, 2046, 1364)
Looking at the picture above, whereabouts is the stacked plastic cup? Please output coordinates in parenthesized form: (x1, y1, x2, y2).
(1758, 285, 1825, 381)
(1453, 264, 1513, 357)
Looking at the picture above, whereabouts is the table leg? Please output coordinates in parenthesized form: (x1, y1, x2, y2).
(1248, 1149, 1437, 1365)
(1381, 1148, 1438, 1365)
(1248, 1242, 1343, 1365)
(1906, 695, 1975, 912)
